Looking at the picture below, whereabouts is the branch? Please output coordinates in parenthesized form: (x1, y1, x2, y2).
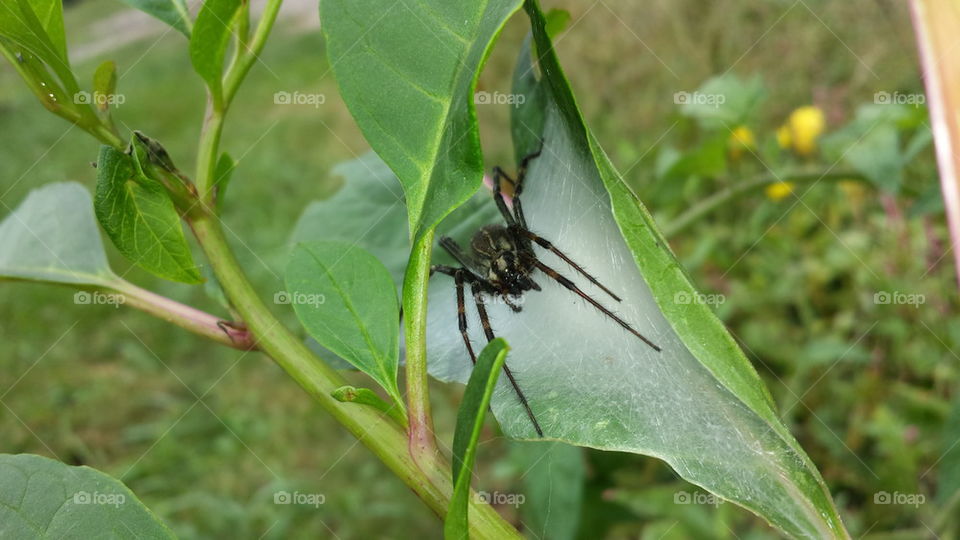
(662, 171, 867, 238)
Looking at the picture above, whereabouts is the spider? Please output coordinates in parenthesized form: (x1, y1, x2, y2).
(431, 142, 661, 437)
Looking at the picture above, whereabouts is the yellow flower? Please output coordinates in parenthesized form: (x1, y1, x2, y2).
(765, 181, 795, 201)
(728, 125, 756, 160)
(779, 106, 825, 157)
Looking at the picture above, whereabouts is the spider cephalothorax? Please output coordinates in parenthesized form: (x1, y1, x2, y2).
(432, 142, 660, 437)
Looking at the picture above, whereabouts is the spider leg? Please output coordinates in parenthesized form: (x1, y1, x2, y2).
(492, 166, 518, 227)
(439, 237, 484, 279)
(500, 293, 523, 313)
(533, 260, 662, 352)
(471, 282, 544, 437)
(510, 139, 544, 229)
(516, 227, 623, 302)
(454, 270, 478, 363)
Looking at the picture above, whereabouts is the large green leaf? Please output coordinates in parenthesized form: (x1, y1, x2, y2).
(445, 338, 510, 540)
(285, 241, 403, 409)
(190, 0, 241, 103)
(0, 454, 174, 538)
(425, 2, 846, 536)
(94, 146, 202, 284)
(0, 182, 118, 287)
(320, 0, 523, 240)
(121, 0, 192, 37)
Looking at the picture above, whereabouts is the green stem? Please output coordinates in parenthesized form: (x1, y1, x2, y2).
(223, 0, 284, 105)
(110, 280, 255, 350)
(662, 171, 867, 238)
(403, 231, 439, 459)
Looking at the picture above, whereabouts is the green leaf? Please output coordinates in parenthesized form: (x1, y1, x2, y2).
(92, 60, 117, 113)
(510, 442, 584, 540)
(678, 73, 766, 130)
(94, 145, 202, 284)
(320, 0, 523, 240)
(0, 0, 78, 95)
(445, 338, 510, 540)
(121, 0, 192, 37)
(285, 241, 403, 408)
(331, 385, 407, 427)
(190, 0, 241, 104)
(425, 3, 846, 536)
(0, 182, 118, 287)
(0, 453, 174, 538)
(839, 125, 903, 193)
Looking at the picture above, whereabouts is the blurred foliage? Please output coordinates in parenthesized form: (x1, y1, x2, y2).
(0, 0, 957, 538)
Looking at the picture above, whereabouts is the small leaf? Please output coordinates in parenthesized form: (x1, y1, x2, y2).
(678, 73, 766, 130)
(0, 0, 79, 95)
(445, 338, 510, 540)
(285, 241, 403, 408)
(331, 385, 407, 427)
(121, 0, 192, 37)
(213, 152, 235, 211)
(0, 453, 174, 537)
(0, 182, 118, 287)
(92, 60, 117, 113)
(544, 8, 571, 37)
(190, 0, 241, 104)
(94, 145, 202, 284)
(321, 0, 523, 240)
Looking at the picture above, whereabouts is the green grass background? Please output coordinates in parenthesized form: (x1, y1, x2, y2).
(1, 0, 956, 538)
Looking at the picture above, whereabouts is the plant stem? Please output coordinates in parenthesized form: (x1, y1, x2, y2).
(110, 280, 255, 350)
(224, 0, 284, 105)
(662, 171, 867, 238)
(191, 216, 519, 539)
(403, 231, 439, 459)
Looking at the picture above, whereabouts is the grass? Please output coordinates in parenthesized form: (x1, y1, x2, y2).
(1, 0, 957, 537)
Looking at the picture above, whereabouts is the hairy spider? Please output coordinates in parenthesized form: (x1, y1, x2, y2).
(431, 142, 661, 437)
